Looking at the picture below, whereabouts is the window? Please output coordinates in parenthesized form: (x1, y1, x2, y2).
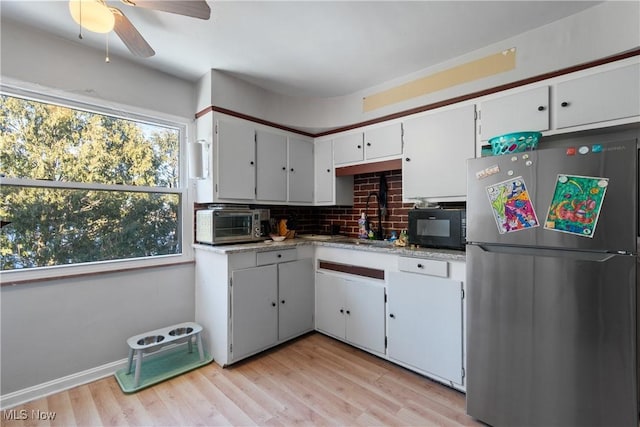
(0, 92, 186, 274)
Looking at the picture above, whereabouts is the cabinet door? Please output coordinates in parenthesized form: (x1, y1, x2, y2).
(344, 278, 386, 354)
(256, 130, 287, 202)
(288, 138, 314, 203)
(364, 122, 403, 160)
(278, 259, 314, 341)
(315, 272, 346, 339)
(556, 64, 640, 129)
(479, 86, 550, 141)
(231, 265, 278, 360)
(403, 105, 475, 200)
(333, 133, 364, 165)
(388, 271, 463, 384)
(217, 120, 256, 200)
(314, 139, 334, 203)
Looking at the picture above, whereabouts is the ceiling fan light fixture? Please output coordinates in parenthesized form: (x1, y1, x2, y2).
(69, 0, 115, 34)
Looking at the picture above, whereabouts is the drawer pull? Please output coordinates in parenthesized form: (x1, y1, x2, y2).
(417, 263, 424, 268)
(271, 302, 276, 307)
(277, 254, 282, 258)
(389, 313, 396, 319)
(281, 300, 285, 304)
(346, 310, 351, 315)
(339, 308, 344, 313)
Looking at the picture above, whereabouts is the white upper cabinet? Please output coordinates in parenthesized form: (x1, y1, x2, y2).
(288, 137, 314, 203)
(555, 63, 640, 129)
(363, 122, 403, 160)
(256, 130, 287, 202)
(479, 86, 550, 141)
(314, 139, 334, 204)
(314, 139, 354, 206)
(217, 119, 256, 200)
(333, 132, 364, 165)
(333, 123, 403, 165)
(256, 132, 313, 203)
(403, 104, 476, 201)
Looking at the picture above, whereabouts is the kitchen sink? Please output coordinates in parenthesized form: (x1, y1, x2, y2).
(297, 234, 338, 241)
(348, 239, 394, 247)
(297, 234, 395, 247)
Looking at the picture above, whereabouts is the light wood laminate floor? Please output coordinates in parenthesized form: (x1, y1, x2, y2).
(2, 332, 481, 426)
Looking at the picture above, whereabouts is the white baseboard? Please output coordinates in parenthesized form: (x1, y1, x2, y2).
(0, 358, 127, 410)
(0, 343, 189, 410)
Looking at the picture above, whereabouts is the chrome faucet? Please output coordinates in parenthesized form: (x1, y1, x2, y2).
(365, 192, 384, 240)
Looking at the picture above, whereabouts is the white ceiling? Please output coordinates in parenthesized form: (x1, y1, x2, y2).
(1, 0, 602, 98)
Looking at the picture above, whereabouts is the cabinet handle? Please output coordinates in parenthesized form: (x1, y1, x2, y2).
(277, 254, 282, 258)
(346, 310, 351, 315)
(561, 101, 570, 107)
(390, 313, 395, 319)
(405, 157, 411, 162)
(281, 300, 285, 304)
(357, 145, 362, 149)
(327, 169, 331, 173)
(282, 166, 286, 170)
(537, 105, 546, 111)
(417, 263, 424, 269)
(271, 302, 276, 307)
(290, 168, 294, 172)
(339, 309, 344, 313)
(366, 142, 371, 146)
(250, 161, 254, 165)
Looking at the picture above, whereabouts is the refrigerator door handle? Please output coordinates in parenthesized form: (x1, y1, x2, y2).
(472, 243, 622, 262)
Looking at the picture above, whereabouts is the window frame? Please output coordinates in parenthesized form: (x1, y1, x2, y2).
(0, 85, 194, 284)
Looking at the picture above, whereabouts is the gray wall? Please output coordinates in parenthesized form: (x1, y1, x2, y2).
(1, 264, 195, 395)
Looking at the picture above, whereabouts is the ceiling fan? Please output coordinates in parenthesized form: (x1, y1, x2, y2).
(69, 0, 211, 58)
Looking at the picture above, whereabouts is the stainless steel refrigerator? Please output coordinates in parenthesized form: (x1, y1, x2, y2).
(465, 129, 639, 427)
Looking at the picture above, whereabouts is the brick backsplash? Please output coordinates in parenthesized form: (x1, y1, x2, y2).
(193, 169, 416, 239)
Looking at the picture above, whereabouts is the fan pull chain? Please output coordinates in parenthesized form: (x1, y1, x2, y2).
(105, 33, 110, 63)
(78, 0, 83, 39)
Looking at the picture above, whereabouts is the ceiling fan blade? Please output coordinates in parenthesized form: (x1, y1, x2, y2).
(123, 1, 211, 20)
(111, 8, 155, 58)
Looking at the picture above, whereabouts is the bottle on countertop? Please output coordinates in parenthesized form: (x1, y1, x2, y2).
(358, 212, 368, 239)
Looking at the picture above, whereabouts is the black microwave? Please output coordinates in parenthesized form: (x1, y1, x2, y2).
(407, 208, 466, 250)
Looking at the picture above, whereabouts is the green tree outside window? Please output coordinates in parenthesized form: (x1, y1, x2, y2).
(0, 94, 182, 270)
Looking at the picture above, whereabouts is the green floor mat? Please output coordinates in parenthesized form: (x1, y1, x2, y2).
(114, 344, 213, 393)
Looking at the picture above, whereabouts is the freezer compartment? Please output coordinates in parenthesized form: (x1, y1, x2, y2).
(466, 138, 637, 253)
(466, 244, 638, 427)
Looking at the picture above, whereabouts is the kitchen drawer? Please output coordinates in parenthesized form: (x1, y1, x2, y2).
(256, 248, 297, 265)
(398, 257, 448, 278)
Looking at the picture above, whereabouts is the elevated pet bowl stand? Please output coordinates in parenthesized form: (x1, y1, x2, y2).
(115, 322, 212, 393)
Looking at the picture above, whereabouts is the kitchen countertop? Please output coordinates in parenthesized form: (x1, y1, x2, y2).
(193, 236, 466, 262)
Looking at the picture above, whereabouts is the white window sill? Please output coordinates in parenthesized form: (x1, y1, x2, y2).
(0, 254, 194, 286)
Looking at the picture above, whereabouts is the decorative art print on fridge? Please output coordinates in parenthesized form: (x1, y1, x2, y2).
(544, 174, 609, 237)
(486, 177, 539, 234)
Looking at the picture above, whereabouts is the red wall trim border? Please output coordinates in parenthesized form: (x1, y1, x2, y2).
(318, 260, 385, 280)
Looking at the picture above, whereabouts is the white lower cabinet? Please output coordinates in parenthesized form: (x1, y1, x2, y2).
(231, 257, 314, 361)
(278, 258, 315, 341)
(196, 246, 313, 366)
(315, 271, 386, 354)
(388, 266, 464, 386)
(231, 264, 279, 360)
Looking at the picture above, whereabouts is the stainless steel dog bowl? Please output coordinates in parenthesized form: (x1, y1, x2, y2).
(137, 335, 165, 346)
(169, 327, 194, 336)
